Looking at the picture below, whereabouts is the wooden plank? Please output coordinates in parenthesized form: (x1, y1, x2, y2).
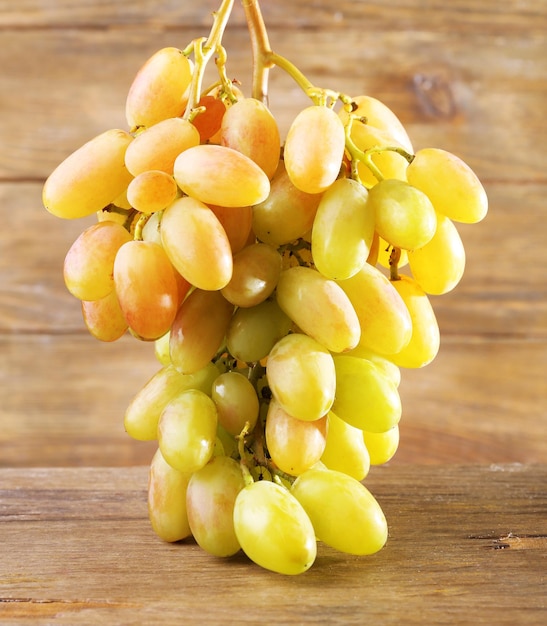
(0, 464, 546, 624)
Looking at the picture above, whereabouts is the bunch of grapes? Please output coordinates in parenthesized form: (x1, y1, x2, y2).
(42, 0, 487, 575)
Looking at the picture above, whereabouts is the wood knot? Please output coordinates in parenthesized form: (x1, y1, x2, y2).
(412, 73, 458, 119)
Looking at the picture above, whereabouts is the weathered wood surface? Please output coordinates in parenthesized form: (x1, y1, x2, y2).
(0, 0, 546, 467)
(1, 464, 546, 625)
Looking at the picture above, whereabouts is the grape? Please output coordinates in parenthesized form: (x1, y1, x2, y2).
(191, 94, 228, 142)
(220, 97, 281, 179)
(124, 117, 200, 176)
(266, 333, 335, 422)
(331, 355, 401, 432)
(265, 398, 328, 476)
(407, 147, 488, 223)
(284, 105, 345, 194)
(126, 170, 178, 214)
(169, 289, 234, 375)
(154, 331, 171, 366)
(63, 221, 132, 301)
(43, 129, 134, 219)
(233, 480, 316, 575)
(376, 236, 408, 269)
(125, 47, 193, 128)
(320, 411, 370, 481)
(208, 204, 253, 254)
(211, 371, 260, 437)
(346, 344, 401, 387)
(161, 196, 233, 291)
(81, 291, 128, 343)
(408, 213, 466, 295)
(311, 177, 374, 280)
(390, 274, 440, 368)
(148, 447, 192, 543)
(363, 426, 400, 465)
(186, 456, 245, 557)
(276, 266, 360, 353)
(173, 144, 270, 207)
(291, 467, 388, 555)
(368, 178, 437, 250)
(337, 262, 412, 355)
(221, 243, 282, 308)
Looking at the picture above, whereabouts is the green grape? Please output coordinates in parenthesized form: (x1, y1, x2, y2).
(211, 371, 260, 437)
(291, 467, 388, 556)
(154, 331, 171, 365)
(284, 105, 345, 194)
(161, 196, 233, 291)
(390, 274, 440, 368)
(337, 262, 411, 356)
(368, 178, 437, 250)
(346, 344, 401, 387)
(276, 266, 360, 353)
(220, 97, 281, 180)
(265, 398, 328, 476)
(408, 213, 466, 295)
(148, 447, 192, 543)
(124, 362, 219, 441)
(266, 333, 335, 422)
(173, 144, 270, 207)
(113, 240, 179, 340)
(186, 456, 245, 557)
(124, 117, 200, 176)
(158, 389, 218, 474)
(63, 221, 132, 301)
(331, 355, 401, 432)
(125, 47, 193, 128)
(252, 160, 322, 245)
(221, 242, 282, 308)
(81, 290, 128, 342)
(233, 480, 316, 575)
(169, 289, 234, 375)
(226, 298, 292, 363)
(311, 178, 374, 280)
(363, 426, 400, 465)
(126, 170, 178, 214)
(43, 129, 134, 219)
(208, 204, 254, 255)
(407, 147, 488, 223)
(320, 411, 370, 481)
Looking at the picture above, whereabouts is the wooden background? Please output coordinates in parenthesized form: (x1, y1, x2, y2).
(1, 0, 546, 469)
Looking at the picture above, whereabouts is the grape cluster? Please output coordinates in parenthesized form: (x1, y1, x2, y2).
(43, 11, 487, 576)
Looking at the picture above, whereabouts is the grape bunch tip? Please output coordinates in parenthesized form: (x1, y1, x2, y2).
(43, 0, 487, 575)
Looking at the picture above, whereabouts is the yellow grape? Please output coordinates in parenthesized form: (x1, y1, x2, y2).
(154, 331, 171, 365)
(252, 160, 322, 245)
(124, 117, 200, 176)
(186, 456, 245, 557)
(173, 144, 270, 207)
(220, 97, 281, 179)
(161, 196, 233, 291)
(221, 243, 282, 308)
(390, 274, 440, 368)
(208, 204, 253, 255)
(43, 129, 133, 219)
(157, 389, 218, 474)
(211, 371, 260, 437)
(125, 47, 193, 128)
(266, 333, 335, 422)
(233, 480, 316, 575)
(337, 262, 412, 355)
(363, 426, 400, 465)
(81, 290, 128, 342)
(311, 177, 374, 280)
(407, 147, 488, 223)
(332, 355, 401, 432)
(284, 105, 345, 194)
(170, 289, 234, 375)
(376, 236, 408, 269)
(265, 398, 328, 476)
(291, 467, 388, 556)
(63, 221, 132, 301)
(408, 212, 466, 295)
(320, 411, 370, 481)
(126, 170, 178, 214)
(226, 298, 292, 363)
(113, 240, 179, 340)
(124, 363, 219, 441)
(276, 266, 360, 353)
(346, 344, 401, 388)
(148, 447, 192, 543)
